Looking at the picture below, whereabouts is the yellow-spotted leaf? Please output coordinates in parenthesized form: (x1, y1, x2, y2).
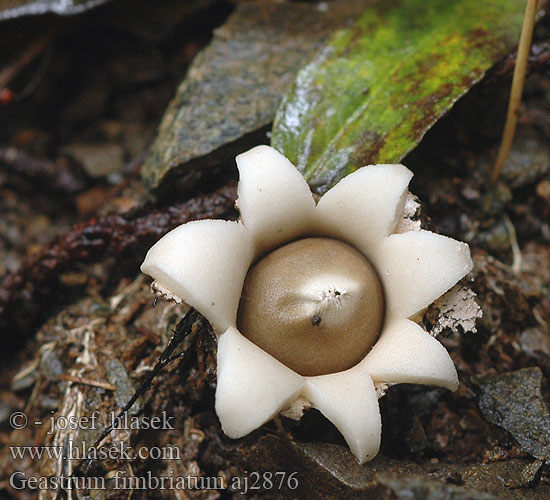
(271, 0, 528, 194)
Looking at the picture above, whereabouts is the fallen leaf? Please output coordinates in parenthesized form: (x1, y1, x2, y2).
(272, 0, 528, 193)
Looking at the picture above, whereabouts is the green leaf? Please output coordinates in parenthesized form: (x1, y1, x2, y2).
(271, 0, 526, 193)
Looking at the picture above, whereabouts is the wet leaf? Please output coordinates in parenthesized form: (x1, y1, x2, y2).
(141, 0, 366, 194)
(474, 367, 550, 463)
(0, 0, 111, 20)
(272, 0, 527, 193)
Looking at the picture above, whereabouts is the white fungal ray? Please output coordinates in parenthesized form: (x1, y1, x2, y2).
(302, 363, 381, 464)
(361, 318, 458, 391)
(315, 164, 413, 259)
(371, 230, 474, 321)
(141, 220, 254, 333)
(215, 328, 304, 438)
(236, 145, 317, 254)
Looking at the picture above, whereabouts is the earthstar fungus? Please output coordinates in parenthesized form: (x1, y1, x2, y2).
(141, 145, 473, 463)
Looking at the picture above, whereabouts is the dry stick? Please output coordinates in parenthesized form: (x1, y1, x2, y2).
(0, 31, 52, 90)
(490, 0, 539, 184)
(68, 309, 201, 488)
(0, 147, 88, 194)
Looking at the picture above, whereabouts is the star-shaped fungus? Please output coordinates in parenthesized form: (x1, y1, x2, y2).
(141, 145, 473, 463)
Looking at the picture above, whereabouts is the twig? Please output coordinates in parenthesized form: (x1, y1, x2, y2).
(58, 375, 117, 391)
(490, 0, 539, 184)
(0, 32, 50, 88)
(0, 30, 55, 104)
(0, 182, 237, 340)
(68, 308, 201, 485)
(11, 44, 54, 103)
(0, 147, 89, 194)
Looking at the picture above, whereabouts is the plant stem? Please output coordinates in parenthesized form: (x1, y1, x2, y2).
(490, 0, 539, 184)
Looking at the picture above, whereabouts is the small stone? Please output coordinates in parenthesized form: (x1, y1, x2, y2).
(519, 327, 550, 358)
(105, 359, 140, 415)
(63, 143, 125, 179)
(141, 0, 365, 194)
(500, 130, 550, 189)
(474, 367, 550, 463)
